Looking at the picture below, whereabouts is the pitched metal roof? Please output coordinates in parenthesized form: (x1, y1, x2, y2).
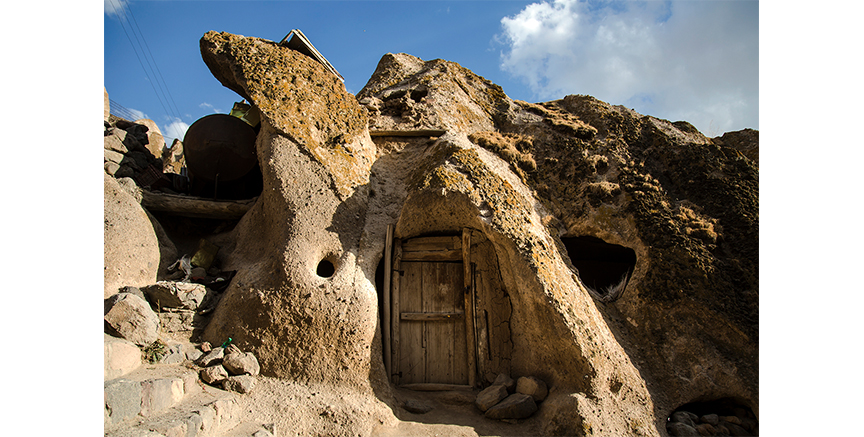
(279, 29, 345, 82)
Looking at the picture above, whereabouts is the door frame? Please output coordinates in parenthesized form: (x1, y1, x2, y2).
(383, 227, 477, 389)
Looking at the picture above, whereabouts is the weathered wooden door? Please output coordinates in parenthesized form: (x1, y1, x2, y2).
(388, 232, 476, 387)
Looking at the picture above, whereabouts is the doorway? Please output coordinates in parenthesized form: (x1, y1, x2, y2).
(383, 228, 512, 389)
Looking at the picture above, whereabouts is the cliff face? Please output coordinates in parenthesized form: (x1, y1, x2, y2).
(195, 32, 757, 436)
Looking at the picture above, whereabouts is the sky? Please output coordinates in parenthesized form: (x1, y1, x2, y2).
(104, 0, 758, 146)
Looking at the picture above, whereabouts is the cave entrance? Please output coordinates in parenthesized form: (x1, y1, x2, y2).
(561, 235, 636, 302)
(380, 227, 512, 389)
(667, 397, 758, 436)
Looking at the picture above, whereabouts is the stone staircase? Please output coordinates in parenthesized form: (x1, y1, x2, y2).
(104, 350, 274, 437)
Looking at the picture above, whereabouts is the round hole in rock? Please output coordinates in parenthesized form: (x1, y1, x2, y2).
(561, 235, 636, 301)
(667, 397, 758, 436)
(316, 258, 336, 278)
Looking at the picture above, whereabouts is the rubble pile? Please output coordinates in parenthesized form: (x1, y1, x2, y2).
(475, 374, 549, 421)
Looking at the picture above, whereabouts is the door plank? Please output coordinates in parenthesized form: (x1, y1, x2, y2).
(383, 225, 393, 380)
(401, 312, 464, 321)
(462, 229, 477, 387)
(399, 261, 425, 384)
(391, 240, 402, 384)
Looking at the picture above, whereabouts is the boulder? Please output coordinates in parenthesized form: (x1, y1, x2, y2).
(104, 333, 142, 380)
(200, 365, 229, 385)
(104, 292, 160, 346)
(722, 422, 750, 436)
(142, 281, 209, 310)
(222, 375, 256, 394)
(515, 376, 548, 402)
(700, 413, 719, 425)
(695, 423, 717, 436)
(104, 173, 160, 298)
(484, 393, 537, 420)
(196, 347, 224, 367)
(667, 422, 699, 436)
(222, 350, 260, 376)
(670, 411, 698, 427)
(133, 118, 166, 159)
(475, 384, 508, 412)
(493, 373, 516, 392)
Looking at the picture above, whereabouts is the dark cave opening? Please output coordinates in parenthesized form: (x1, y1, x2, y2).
(560, 235, 636, 301)
(668, 397, 758, 436)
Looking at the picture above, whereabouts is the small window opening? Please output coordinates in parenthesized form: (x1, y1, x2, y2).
(410, 87, 428, 102)
(561, 235, 636, 302)
(316, 258, 336, 278)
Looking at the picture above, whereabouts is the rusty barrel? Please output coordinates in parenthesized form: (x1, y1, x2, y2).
(183, 114, 258, 183)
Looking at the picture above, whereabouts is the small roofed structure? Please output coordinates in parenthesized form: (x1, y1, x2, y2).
(279, 29, 344, 82)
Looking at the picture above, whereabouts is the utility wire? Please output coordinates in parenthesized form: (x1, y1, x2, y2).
(108, 0, 182, 124)
(125, 2, 183, 121)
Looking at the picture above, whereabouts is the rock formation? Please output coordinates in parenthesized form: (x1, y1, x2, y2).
(104, 30, 758, 437)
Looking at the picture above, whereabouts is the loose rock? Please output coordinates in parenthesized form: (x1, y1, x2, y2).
(493, 373, 516, 392)
(196, 347, 224, 367)
(222, 375, 256, 394)
(667, 421, 700, 436)
(222, 350, 260, 376)
(475, 384, 509, 412)
(700, 414, 719, 425)
(200, 365, 229, 385)
(484, 393, 537, 420)
(142, 281, 209, 310)
(671, 411, 698, 427)
(104, 292, 160, 346)
(515, 376, 548, 402)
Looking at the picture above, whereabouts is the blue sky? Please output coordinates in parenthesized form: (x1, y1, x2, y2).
(104, 0, 758, 145)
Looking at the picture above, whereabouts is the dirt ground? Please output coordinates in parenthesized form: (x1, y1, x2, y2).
(227, 376, 542, 436)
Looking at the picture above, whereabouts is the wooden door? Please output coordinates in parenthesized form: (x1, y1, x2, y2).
(388, 232, 477, 387)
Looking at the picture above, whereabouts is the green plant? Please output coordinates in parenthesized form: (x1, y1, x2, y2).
(142, 339, 168, 364)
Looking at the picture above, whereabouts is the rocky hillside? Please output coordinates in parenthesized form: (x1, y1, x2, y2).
(104, 31, 758, 437)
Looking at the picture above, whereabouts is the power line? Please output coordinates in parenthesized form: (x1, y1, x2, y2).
(125, 3, 183, 120)
(108, 0, 182, 124)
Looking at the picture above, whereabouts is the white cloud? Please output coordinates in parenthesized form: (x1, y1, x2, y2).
(104, 0, 128, 17)
(126, 107, 147, 121)
(498, 0, 758, 135)
(162, 118, 190, 144)
(199, 102, 223, 114)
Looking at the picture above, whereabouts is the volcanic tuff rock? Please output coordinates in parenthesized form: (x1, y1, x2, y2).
(363, 51, 758, 424)
(104, 173, 161, 298)
(108, 30, 757, 436)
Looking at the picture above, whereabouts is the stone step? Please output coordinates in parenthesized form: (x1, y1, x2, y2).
(105, 361, 245, 437)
